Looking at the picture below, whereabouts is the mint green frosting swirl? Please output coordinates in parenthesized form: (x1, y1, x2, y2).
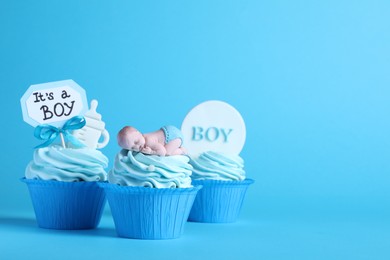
(25, 145, 108, 182)
(190, 151, 245, 181)
(108, 149, 193, 188)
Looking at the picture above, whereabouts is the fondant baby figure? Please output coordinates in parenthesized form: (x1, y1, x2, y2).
(117, 125, 185, 156)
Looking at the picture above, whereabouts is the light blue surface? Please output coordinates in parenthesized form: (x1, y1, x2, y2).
(1, 0, 390, 259)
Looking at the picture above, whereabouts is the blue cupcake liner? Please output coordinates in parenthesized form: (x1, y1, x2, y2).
(188, 178, 254, 223)
(21, 178, 106, 230)
(98, 183, 202, 239)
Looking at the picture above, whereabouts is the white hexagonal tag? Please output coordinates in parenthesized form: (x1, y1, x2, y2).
(20, 80, 88, 127)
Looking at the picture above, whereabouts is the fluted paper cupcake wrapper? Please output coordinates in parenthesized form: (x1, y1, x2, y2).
(98, 183, 202, 240)
(21, 178, 106, 230)
(188, 179, 254, 223)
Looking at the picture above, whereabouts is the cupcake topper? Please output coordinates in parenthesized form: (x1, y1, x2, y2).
(21, 80, 89, 148)
(117, 125, 185, 156)
(181, 100, 246, 156)
(72, 99, 110, 149)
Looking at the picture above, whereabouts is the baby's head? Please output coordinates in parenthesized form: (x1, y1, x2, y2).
(117, 126, 145, 151)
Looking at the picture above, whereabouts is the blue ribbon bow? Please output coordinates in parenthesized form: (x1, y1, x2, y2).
(34, 116, 86, 149)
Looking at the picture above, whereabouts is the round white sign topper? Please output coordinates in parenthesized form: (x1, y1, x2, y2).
(181, 100, 246, 156)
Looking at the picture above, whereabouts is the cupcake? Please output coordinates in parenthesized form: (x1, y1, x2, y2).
(22, 145, 108, 229)
(20, 96, 110, 230)
(180, 100, 254, 223)
(100, 125, 201, 239)
(188, 151, 254, 223)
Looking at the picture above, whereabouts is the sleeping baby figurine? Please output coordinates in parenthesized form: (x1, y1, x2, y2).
(117, 125, 186, 156)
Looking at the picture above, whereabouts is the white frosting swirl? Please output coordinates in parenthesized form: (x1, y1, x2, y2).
(190, 151, 245, 181)
(108, 149, 193, 188)
(26, 145, 108, 182)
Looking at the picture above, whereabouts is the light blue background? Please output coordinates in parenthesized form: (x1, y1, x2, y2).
(1, 1, 390, 259)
